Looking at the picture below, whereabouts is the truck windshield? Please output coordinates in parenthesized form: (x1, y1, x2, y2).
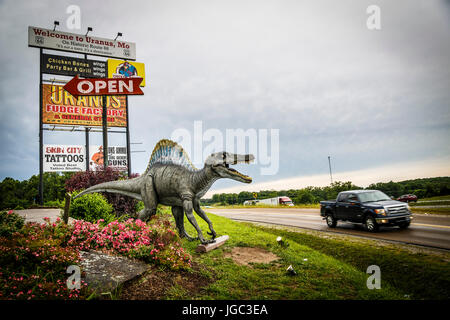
(359, 191, 391, 203)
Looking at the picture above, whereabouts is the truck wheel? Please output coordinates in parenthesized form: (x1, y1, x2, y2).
(326, 214, 337, 228)
(398, 221, 410, 229)
(364, 216, 379, 232)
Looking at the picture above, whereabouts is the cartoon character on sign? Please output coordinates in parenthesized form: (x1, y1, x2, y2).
(117, 62, 137, 77)
(91, 146, 104, 167)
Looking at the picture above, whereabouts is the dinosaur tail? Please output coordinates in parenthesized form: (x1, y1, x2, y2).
(72, 178, 143, 201)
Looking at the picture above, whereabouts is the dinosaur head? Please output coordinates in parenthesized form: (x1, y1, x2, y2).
(205, 152, 254, 183)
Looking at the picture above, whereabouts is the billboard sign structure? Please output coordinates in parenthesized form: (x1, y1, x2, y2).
(108, 59, 146, 87)
(30, 24, 140, 204)
(42, 53, 107, 78)
(42, 84, 127, 127)
(43, 145, 86, 172)
(28, 26, 136, 60)
(89, 145, 128, 171)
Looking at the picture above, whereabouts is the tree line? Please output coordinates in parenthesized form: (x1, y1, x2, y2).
(1, 173, 449, 210)
(202, 177, 450, 205)
(0, 172, 74, 210)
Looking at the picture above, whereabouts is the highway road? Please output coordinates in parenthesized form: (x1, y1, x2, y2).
(206, 208, 450, 250)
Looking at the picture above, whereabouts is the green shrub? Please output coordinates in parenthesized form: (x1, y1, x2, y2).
(0, 210, 25, 238)
(69, 191, 115, 224)
(44, 199, 65, 208)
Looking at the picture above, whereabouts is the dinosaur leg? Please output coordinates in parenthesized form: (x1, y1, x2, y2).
(172, 206, 196, 241)
(193, 199, 216, 239)
(138, 176, 158, 221)
(183, 198, 214, 244)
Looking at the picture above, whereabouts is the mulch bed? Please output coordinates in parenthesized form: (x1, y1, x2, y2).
(119, 262, 214, 300)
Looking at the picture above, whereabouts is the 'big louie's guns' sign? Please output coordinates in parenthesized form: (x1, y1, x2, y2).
(89, 145, 128, 171)
(28, 26, 136, 60)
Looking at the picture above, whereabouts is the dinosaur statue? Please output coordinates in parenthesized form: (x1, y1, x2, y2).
(73, 139, 254, 244)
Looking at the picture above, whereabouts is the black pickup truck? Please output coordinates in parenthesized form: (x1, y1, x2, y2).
(320, 190, 412, 232)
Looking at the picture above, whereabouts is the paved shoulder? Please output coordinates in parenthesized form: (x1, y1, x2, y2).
(15, 208, 67, 223)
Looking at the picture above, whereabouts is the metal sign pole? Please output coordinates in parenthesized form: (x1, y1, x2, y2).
(84, 53, 90, 172)
(126, 96, 131, 177)
(102, 96, 108, 170)
(85, 128, 90, 171)
(38, 48, 44, 205)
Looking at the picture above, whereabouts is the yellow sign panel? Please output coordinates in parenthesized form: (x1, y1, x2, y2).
(107, 59, 145, 87)
(42, 84, 127, 127)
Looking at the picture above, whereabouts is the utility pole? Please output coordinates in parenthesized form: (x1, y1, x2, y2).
(328, 156, 333, 185)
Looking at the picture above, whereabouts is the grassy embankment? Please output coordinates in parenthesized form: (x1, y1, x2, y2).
(410, 207, 450, 215)
(160, 211, 450, 300)
(409, 195, 450, 215)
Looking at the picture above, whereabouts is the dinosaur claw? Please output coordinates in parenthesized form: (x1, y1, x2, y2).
(207, 231, 217, 239)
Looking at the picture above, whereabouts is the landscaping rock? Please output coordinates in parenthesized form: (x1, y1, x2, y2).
(80, 250, 150, 295)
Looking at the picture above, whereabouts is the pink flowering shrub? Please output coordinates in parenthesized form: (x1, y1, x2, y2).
(0, 210, 191, 300)
(0, 215, 90, 300)
(0, 210, 25, 238)
(67, 216, 192, 270)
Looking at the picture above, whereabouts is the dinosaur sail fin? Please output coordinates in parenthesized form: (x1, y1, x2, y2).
(144, 139, 196, 173)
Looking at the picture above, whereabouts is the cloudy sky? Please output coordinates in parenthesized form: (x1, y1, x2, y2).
(0, 0, 449, 197)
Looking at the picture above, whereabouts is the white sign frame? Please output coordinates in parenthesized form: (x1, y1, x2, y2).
(43, 145, 86, 172)
(89, 145, 128, 172)
(28, 26, 136, 60)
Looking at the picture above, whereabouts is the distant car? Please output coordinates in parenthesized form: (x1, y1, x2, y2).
(397, 194, 418, 203)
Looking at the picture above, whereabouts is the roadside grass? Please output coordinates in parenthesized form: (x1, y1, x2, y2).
(169, 213, 407, 300)
(417, 195, 450, 201)
(248, 224, 450, 300)
(411, 207, 450, 215)
(411, 201, 450, 207)
(410, 195, 450, 208)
